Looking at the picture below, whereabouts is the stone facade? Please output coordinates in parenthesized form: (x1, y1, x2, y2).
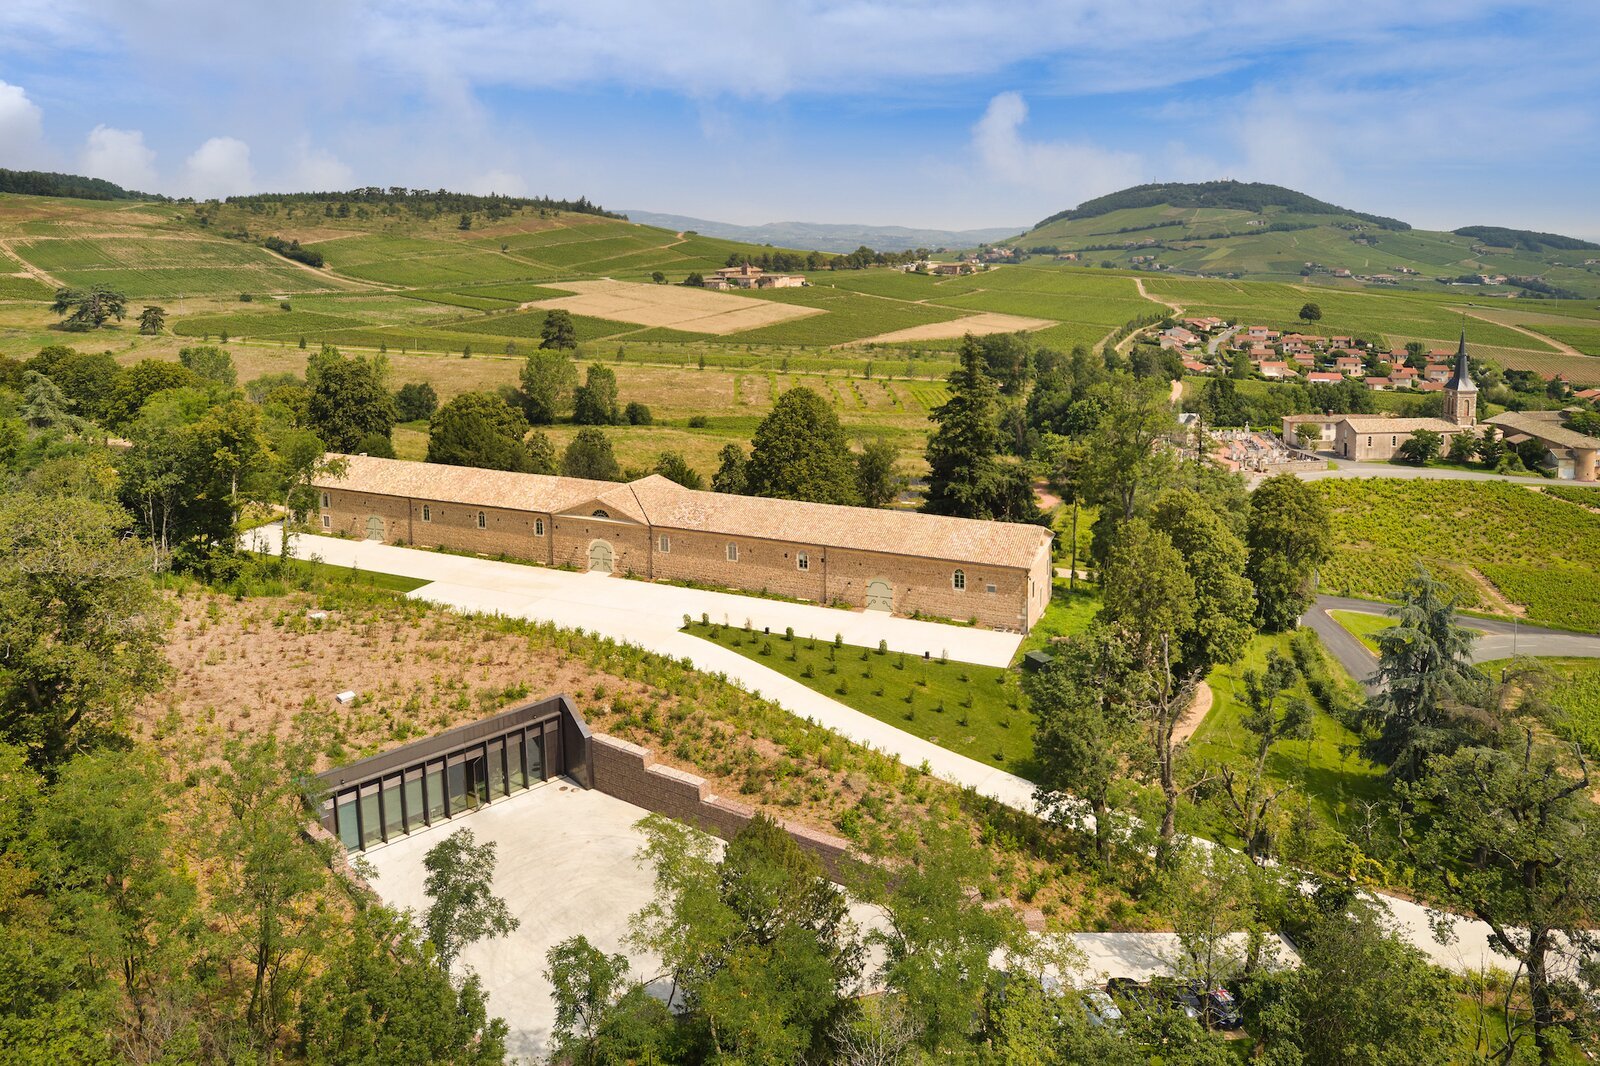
(1334, 419, 1471, 461)
(320, 483, 1053, 631)
(590, 734, 853, 881)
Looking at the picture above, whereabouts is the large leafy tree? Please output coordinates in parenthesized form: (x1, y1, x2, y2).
(0, 479, 169, 765)
(178, 345, 236, 387)
(298, 907, 507, 1066)
(561, 427, 621, 481)
(1246, 473, 1332, 631)
(1215, 649, 1312, 860)
(422, 829, 520, 974)
(304, 345, 396, 453)
(1252, 893, 1461, 1066)
(711, 442, 749, 494)
(136, 305, 166, 335)
(539, 308, 578, 350)
(103, 359, 196, 430)
(51, 286, 127, 329)
(923, 342, 1008, 518)
(395, 381, 439, 422)
(517, 349, 577, 425)
(746, 386, 860, 504)
(652, 451, 704, 490)
(1363, 565, 1486, 780)
(629, 814, 859, 1063)
(854, 437, 903, 508)
(1411, 731, 1600, 1063)
(1080, 372, 1177, 548)
(29, 347, 120, 423)
(572, 363, 621, 426)
(426, 391, 551, 473)
(1027, 624, 1140, 866)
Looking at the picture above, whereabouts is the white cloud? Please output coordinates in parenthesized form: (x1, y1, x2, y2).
(290, 143, 354, 190)
(180, 136, 254, 198)
(971, 92, 1143, 200)
(0, 80, 47, 166)
(80, 125, 158, 190)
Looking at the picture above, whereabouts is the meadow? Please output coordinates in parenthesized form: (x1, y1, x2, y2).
(1315, 480, 1600, 629)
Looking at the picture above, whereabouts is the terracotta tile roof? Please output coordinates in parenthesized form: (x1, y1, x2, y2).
(316, 456, 1053, 570)
(315, 454, 624, 514)
(1485, 412, 1600, 450)
(626, 474, 1051, 568)
(1339, 416, 1460, 433)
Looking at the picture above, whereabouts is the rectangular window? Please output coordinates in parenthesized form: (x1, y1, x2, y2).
(426, 760, 447, 821)
(986, 583, 998, 594)
(659, 534, 670, 553)
(336, 790, 360, 852)
(528, 732, 545, 782)
(321, 514, 331, 529)
(535, 517, 545, 537)
(726, 543, 738, 562)
(488, 738, 507, 799)
(382, 774, 406, 840)
(358, 782, 383, 848)
(321, 491, 330, 508)
(796, 551, 809, 571)
(508, 732, 528, 790)
(403, 768, 427, 831)
(422, 504, 431, 523)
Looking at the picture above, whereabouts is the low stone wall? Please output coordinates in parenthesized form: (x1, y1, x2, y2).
(591, 733, 854, 881)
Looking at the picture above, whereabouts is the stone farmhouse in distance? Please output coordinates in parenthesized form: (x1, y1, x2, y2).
(701, 263, 807, 290)
(314, 455, 1056, 631)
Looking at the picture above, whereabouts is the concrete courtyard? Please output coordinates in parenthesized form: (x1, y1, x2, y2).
(363, 781, 670, 1062)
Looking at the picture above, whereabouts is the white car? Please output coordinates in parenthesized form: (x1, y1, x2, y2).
(1081, 989, 1125, 1030)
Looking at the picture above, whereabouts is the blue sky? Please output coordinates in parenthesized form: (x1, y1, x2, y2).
(2, 1, 1597, 236)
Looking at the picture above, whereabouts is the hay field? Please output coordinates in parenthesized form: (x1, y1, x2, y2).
(850, 311, 1054, 345)
(520, 279, 824, 335)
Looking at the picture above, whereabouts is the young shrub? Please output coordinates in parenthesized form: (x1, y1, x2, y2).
(877, 639, 888, 655)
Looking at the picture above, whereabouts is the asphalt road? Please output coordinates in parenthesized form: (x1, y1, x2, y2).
(1301, 594, 1600, 692)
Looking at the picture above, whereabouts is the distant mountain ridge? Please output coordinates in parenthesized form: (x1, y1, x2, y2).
(620, 210, 1023, 253)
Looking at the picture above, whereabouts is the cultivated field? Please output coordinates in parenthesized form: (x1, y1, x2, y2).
(852, 310, 1054, 345)
(1315, 480, 1600, 630)
(519, 278, 825, 334)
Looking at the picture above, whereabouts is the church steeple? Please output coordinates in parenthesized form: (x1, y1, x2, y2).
(1443, 330, 1477, 426)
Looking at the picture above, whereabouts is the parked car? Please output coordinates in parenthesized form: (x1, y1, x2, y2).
(1187, 981, 1242, 1029)
(1105, 977, 1159, 1019)
(1149, 978, 1202, 1021)
(1081, 989, 1124, 1030)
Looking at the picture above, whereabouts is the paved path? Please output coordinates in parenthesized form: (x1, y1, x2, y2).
(247, 528, 1529, 978)
(1303, 594, 1600, 691)
(1206, 324, 1241, 355)
(1281, 456, 1600, 489)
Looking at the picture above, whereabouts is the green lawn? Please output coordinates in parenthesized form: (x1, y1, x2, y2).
(685, 622, 1033, 774)
(1330, 609, 1393, 652)
(1189, 632, 1387, 834)
(1015, 583, 1103, 662)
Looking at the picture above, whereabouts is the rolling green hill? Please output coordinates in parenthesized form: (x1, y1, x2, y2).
(1010, 180, 1600, 301)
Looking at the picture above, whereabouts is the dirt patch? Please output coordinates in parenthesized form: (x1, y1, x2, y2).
(1135, 277, 1183, 315)
(1463, 566, 1526, 617)
(850, 312, 1053, 345)
(519, 278, 824, 335)
(1173, 681, 1214, 746)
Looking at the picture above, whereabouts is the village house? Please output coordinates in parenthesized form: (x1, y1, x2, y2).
(1423, 363, 1452, 383)
(1259, 361, 1294, 380)
(1306, 372, 1343, 385)
(704, 263, 807, 290)
(313, 456, 1057, 631)
(1159, 326, 1200, 349)
(1334, 356, 1364, 376)
(1364, 377, 1395, 391)
(1181, 358, 1213, 375)
(925, 261, 978, 276)
(1485, 411, 1600, 482)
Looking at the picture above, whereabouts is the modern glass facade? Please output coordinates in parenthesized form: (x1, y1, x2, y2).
(317, 695, 589, 852)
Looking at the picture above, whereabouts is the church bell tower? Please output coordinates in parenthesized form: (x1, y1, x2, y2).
(1443, 331, 1477, 427)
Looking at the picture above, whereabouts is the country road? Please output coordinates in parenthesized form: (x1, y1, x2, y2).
(1300, 594, 1600, 691)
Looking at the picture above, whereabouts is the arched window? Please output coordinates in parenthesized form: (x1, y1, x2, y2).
(592, 509, 610, 518)
(534, 518, 545, 536)
(421, 504, 432, 523)
(321, 491, 330, 509)
(952, 568, 966, 591)
(476, 511, 487, 529)
(796, 551, 809, 571)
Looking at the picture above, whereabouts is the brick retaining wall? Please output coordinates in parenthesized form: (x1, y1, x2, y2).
(590, 733, 854, 881)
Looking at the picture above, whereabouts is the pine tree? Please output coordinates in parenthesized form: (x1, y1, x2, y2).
(923, 340, 1004, 517)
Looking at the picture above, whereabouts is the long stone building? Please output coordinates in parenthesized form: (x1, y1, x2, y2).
(314, 455, 1056, 631)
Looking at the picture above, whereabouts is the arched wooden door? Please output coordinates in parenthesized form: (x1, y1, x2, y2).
(365, 515, 384, 541)
(588, 540, 614, 573)
(865, 579, 893, 612)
